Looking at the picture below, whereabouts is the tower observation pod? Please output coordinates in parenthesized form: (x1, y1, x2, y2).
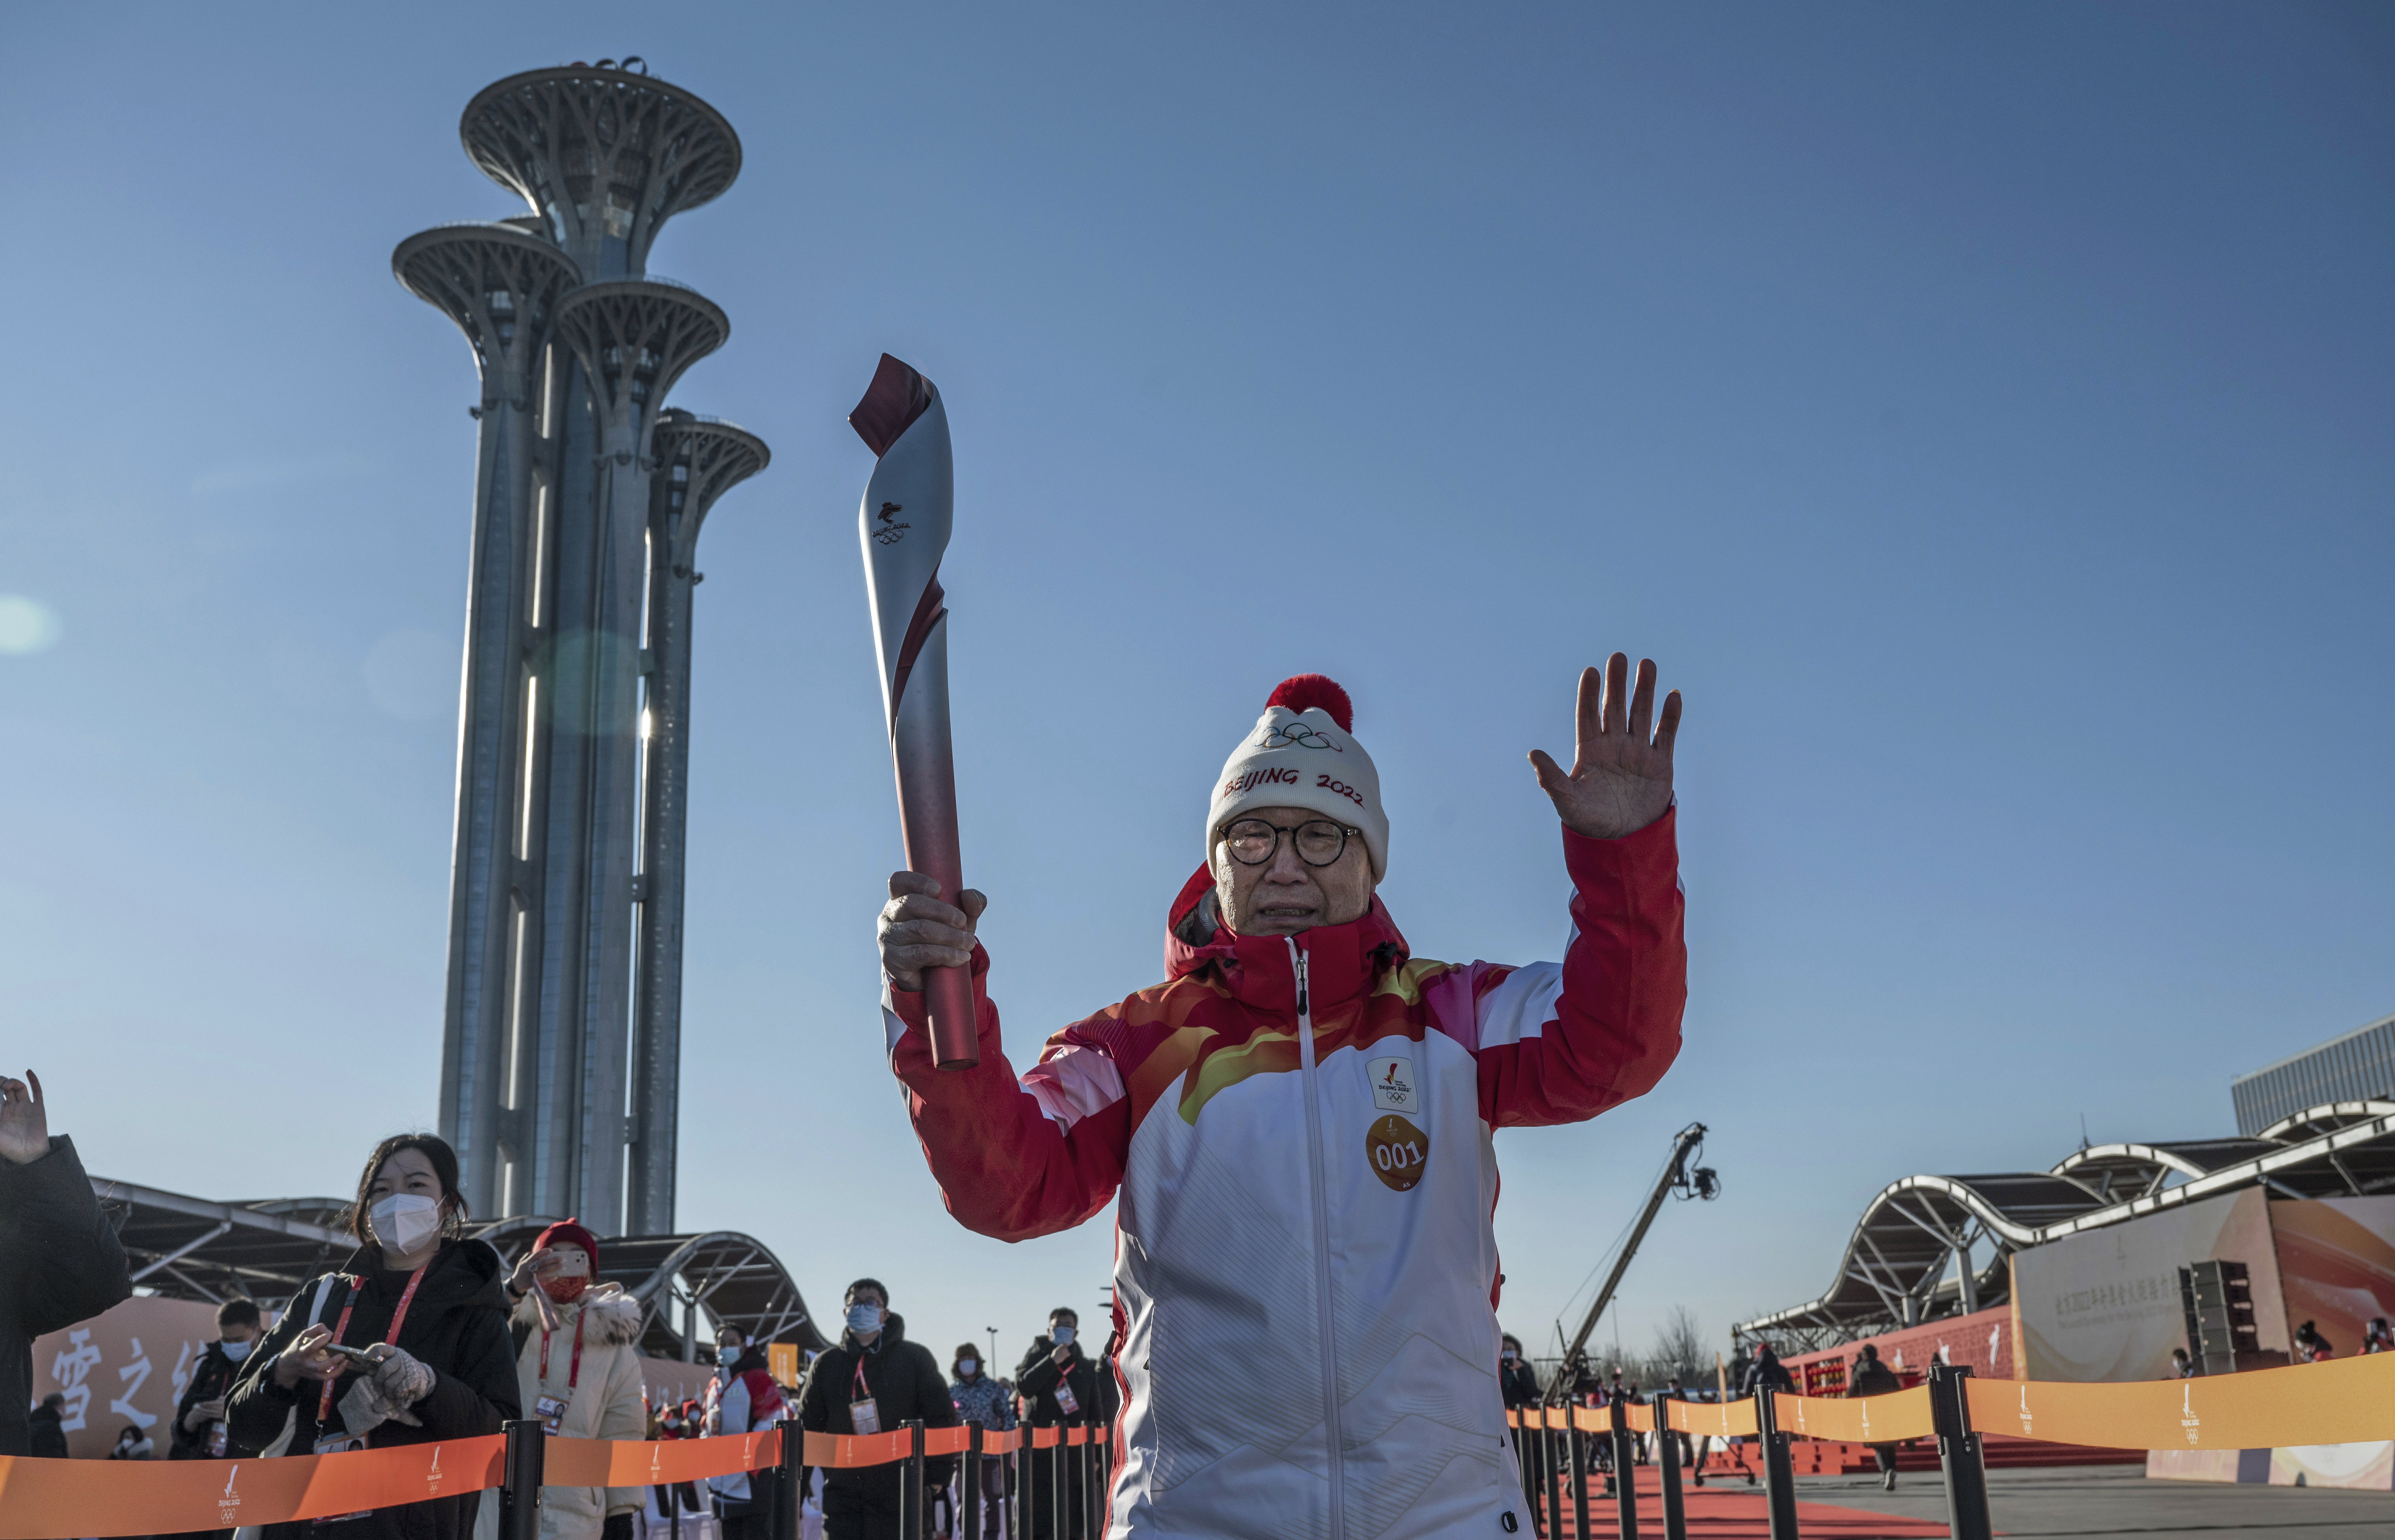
(396, 63, 765, 1235)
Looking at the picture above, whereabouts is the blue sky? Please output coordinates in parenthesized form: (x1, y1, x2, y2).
(3, 3, 2388, 1369)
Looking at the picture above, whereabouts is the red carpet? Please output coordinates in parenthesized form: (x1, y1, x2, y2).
(1536, 1468, 1950, 1538)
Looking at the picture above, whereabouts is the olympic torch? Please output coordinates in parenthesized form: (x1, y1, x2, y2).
(851, 354, 977, 1069)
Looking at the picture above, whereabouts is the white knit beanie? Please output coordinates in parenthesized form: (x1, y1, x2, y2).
(1207, 675, 1388, 879)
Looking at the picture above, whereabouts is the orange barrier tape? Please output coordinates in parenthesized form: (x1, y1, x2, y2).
(1666, 1397, 1757, 1438)
(803, 1429, 911, 1468)
(1518, 1405, 1695, 1435)
(0, 1436, 505, 1540)
(1772, 1389, 1935, 1445)
(796, 1424, 1090, 1466)
(1967, 1354, 2395, 1451)
(547, 1430, 779, 1487)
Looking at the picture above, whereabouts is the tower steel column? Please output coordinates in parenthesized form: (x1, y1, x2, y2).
(394, 224, 580, 1222)
(541, 281, 727, 1230)
(402, 64, 758, 1233)
(630, 411, 769, 1234)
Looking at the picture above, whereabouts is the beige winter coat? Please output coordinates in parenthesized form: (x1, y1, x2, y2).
(470, 1284, 649, 1540)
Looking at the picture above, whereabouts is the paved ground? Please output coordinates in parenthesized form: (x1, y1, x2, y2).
(1790, 1463, 2395, 1538)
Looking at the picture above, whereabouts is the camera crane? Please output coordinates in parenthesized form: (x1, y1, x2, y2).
(1543, 1121, 1719, 1405)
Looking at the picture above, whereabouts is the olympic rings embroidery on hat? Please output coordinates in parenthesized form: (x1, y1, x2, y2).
(1258, 722, 1344, 751)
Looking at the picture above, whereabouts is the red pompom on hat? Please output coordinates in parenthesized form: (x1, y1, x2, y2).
(533, 1217, 600, 1270)
(1265, 674, 1353, 732)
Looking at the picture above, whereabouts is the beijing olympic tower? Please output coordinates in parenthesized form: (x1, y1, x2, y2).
(395, 62, 768, 1234)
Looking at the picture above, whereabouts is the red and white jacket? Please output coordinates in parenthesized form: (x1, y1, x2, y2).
(887, 811, 1687, 1539)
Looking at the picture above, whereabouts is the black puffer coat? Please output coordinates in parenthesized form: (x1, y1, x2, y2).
(1015, 1335, 1101, 1427)
(171, 1338, 249, 1458)
(1846, 1353, 1904, 1398)
(226, 1238, 519, 1540)
(1, 1136, 131, 1457)
(799, 1314, 959, 1499)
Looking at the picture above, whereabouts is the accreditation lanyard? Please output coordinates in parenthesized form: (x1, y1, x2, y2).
(316, 1265, 428, 1424)
(848, 1355, 881, 1436)
(539, 1310, 586, 1390)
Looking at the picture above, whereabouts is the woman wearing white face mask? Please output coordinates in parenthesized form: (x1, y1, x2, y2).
(225, 1134, 520, 1540)
(945, 1344, 1013, 1538)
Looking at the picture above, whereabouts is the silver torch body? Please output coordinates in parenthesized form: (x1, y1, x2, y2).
(851, 354, 977, 1068)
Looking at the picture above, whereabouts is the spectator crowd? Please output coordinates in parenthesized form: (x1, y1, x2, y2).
(18, 1059, 2391, 1538)
(4, 1067, 1143, 1540)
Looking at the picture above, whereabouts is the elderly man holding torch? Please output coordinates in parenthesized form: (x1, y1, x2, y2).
(877, 658, 1687, 1538)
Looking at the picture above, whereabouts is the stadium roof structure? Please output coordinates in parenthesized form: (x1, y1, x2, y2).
(475, 1217, 830, 1361)
(1733, 1101, 2395, 1354)
(90, 1175, 827, 1360)
(92, 1176, 356, 1304)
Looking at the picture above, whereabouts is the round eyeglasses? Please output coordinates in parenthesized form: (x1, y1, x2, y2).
(1219, 818, 1360, 868)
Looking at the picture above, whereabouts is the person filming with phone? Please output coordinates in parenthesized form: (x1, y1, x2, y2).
(225, 1133, 519, 1540)
(478, 1219, 649, 1540)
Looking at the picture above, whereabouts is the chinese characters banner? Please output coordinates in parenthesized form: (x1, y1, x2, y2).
(31, 1295, 221, 1459)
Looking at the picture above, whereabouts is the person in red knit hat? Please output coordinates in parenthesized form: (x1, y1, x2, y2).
(878, 654, 1687, 1539)
(483, 1220, 651, 1540)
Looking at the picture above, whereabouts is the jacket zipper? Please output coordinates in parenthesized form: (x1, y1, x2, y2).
(1290, 939, 1347, 1539)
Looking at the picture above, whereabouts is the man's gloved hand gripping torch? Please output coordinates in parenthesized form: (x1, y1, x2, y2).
(850, 354, 978, 1069)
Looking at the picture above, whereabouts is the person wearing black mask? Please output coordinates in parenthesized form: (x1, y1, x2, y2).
(225, 1133, 519, 1540)
(1016, 1308, 1100, 1540)
(798, 1279, 958, 1540)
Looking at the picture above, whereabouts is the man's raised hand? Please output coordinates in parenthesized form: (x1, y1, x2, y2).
(879, 873, 988, 994)
(1529, 654, 1681, 840)
(0, 1070, 48, 1166)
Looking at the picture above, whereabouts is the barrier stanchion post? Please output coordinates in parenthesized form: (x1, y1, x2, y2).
(1049, 1427, 1063, 1540)
(1569, 1411, 1593, 1540)
(1543, 1414, 1563, 1538)
(1087, 1422, 1107, 1535)
(774, 1417, 803, 1540)
(905, 1418, 927, 1540)
(1610, 1398, 1640, 1540)
(1654, 1400, 1687, 1540)
(498, 1417, 544, 1540)
(1929, 1363, 1993, 1540)
(1074, 1425, 1090, 1539)
(1752, 1392, 1799, 1540)
(963, 1421, 983, 1540)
